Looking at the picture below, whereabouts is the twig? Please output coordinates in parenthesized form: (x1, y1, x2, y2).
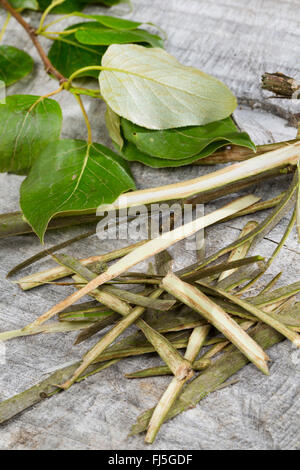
(262, 72, 300, 99)
(125, 359, 211, 379)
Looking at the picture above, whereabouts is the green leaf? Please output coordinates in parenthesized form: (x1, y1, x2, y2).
(0, 95, 62, 175)
(76, 26, 163, 48)
(9, 0, 39, 10)
(99, 44, 237, 130)
(93, 0, 129, 5)
(48, 23, 106, 79)
(121, 117, 256, 160)
(0, 45, 34, 86)
(105, 105, 124, 149)
(20, 140, 136, 241)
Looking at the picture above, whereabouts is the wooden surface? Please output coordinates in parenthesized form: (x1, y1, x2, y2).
(0, 0, 299, 450)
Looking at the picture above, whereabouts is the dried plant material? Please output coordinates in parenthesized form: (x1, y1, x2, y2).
(155, 250, 173, 277)
(221, 193, 285, 222)
(201, 321, 255, 359)
(25, 195, 259, 330)
(195, 142, 297, 166)
(77, 282, 176, 311)
(60, 288, 194, 389)
(180, 174, 298, 278)
(72, 274, 132, 316)
(0, 330, 193, 426)
(144, 307, 206, 333)
(162, 273, 269, 374)
(218, 221, 258, 281)
(82, 330, 191, 364)
(0, 211, 102, 239)
(207, 293, 300, 329)
(104, 255, 263, 286)
(7, 229, 95, 278)
(201, 341, 229, 359)
(250, 280, 300, 307)
(199, 283, 300, 347)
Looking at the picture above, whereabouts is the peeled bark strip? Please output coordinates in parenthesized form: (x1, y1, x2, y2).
(178, 174, 297, 278)
(7, 229, 96, 278)
(182, 255, 264, 283)
(249, 280, 300, 307)
(218, 221, 258, 281)
(199, 283, 300, 347)
(130, 324, 284, 436)
(162, 273, 269, 374)
(296, 162, 300, 242)
(74, 313, 120, 345)
(61, 288, 193, 389)
(195, 140, 299, 165)
(1, 141, 298, 241)
(51, 256, 192, 388)
(18, 240, 147, 291)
